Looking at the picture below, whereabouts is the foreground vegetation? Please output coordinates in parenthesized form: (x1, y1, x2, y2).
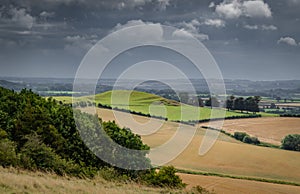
(0, 167, 215, 194)
(0, 87, 186, 189)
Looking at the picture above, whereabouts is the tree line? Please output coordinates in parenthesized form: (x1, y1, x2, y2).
(178, 93, 261, 114)
(225, 95, 261, 113)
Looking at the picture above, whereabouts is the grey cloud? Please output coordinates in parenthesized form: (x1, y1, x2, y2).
(215, 0, 242, 19)
(242, 0, 272, 18)
(64, 34, 98, 55)
(0, 0, 300, 80)
(261, 24, 277, 31)
(243, 24, 277, 31)
(1, 7, 36, 29)
(208, 2, 215, 8)
(173, 19, 209, 40)
(9, 0, 174, 11)
(277, 37, 298, 46)
(215, 0, 272, 19)
(40, 11, 55, 18)
(244, 24, 258, 30)
(157, 0, 172, 11)
(204, 19, 226, 28)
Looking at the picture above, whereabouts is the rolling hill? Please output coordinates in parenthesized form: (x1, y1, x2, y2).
(80, 106, 300, 189)
(54, 90, 271, 121)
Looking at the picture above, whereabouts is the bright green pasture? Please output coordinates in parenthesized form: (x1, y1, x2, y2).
(52, 90, 276, 121)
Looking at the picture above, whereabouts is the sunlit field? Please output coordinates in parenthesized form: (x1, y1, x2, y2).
(54, 90, 276, 121)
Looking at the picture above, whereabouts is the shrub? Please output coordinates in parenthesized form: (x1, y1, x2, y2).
(0, 138, 19, 167)
(19, 134, 94, 177)
(281, 134, 300, 151)
(242, 136, 260, 145)
(143, 166, 186, 188)
(233, 132, 248, 141)
(0, 128, 8, 139)
(98, 167, 129, 182)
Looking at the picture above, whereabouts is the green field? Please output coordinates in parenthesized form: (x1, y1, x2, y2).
(53, 90, 276, 121)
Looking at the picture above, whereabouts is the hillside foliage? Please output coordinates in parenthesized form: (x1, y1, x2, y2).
(0, 87, 184, 188)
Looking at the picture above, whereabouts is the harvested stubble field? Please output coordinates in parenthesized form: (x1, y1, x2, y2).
(178, 173, 300, 194)
(274, 103, 300, 107)
(80, 107, 300, 188)
(205, 117, 300, 145)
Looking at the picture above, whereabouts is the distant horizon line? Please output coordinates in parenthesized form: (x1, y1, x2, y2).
(1, 76, 300, 82)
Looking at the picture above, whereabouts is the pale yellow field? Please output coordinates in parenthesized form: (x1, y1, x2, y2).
(204, 117, 300, 145)
(79, 107, 241, 147)
(168, 135, 300, 183)
(276, 103, 300, 107)
(80, 107, 300, 185)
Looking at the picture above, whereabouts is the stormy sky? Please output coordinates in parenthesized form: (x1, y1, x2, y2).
(0, 0, 299, 80)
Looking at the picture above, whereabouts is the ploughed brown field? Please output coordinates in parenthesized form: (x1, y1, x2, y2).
(80, 107, 300, 193)
(204, 117, 300, 145)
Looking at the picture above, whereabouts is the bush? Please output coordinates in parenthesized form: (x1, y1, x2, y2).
(233, 132, 248, 141)
(0, 138, 19, 167)
(20, 134, 94, 177)
(281, 134, 300, 151)
(0, 128, 8, 139)
(242, 136, 260, 145)
(98, 167, 129, 182)
(143, 166, 185, 188)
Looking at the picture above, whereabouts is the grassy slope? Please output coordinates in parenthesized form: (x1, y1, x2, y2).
(0, 167, 179, 194)
(53, 90, 276, 121)
(1, 167, 299, 194)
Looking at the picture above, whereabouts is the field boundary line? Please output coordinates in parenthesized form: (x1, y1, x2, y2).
(176, 168, 300, 187)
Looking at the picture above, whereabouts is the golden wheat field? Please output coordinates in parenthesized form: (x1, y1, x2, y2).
(80, 107, 300, 186)
(205, 117, 300, 145)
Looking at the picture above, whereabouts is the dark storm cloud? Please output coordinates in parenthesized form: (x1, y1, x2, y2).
(0, 0, 299, 79)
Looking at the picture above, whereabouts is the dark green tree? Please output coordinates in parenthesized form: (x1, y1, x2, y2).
(226, 95, 235, 111)
(205, 96, 220, 107)
(281, 134, 300, 151)
(233, 97, 245, 112)
(244, 97, 260, 113)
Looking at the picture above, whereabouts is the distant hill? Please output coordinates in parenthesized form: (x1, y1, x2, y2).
(0, 80, 27, 91)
